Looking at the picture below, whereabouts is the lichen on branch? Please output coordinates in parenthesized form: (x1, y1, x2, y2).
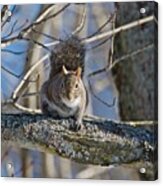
(1, 114, 157, 166)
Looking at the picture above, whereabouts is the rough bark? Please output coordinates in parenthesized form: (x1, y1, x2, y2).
(111, 2, 158, 180)
(113, 1, 158, 120)
(2, 114, 157, 166)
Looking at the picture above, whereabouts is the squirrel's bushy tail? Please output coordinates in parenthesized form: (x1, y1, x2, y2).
(50, 36, 85, 78)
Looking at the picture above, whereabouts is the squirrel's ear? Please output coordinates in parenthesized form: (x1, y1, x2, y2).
(62, 65, 68, 75)
(76, 67, 82, 78)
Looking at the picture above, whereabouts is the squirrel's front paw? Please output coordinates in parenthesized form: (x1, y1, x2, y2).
(69, 120, 84, 131)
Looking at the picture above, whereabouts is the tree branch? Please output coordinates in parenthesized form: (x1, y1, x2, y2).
(12, 54, 49, 101)
(72, 4, 86, 35)
(1, 5, 12, 29)
(82, 15, 155, 44)
(1, 4, 70, 48)
(87, 43, 154, 78)
(2, 114, 157, 166)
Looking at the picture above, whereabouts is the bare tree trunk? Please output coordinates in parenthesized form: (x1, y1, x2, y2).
(112, 2, 158, 180)
(113, 1, 158, 121)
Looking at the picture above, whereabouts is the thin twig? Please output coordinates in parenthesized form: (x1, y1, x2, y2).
(13, 103, 41, 113)
(86, 12, 116, 50)
(29, 15, 155, 49)
(12, 54, 49, 101)
(1, 49, 26, 55)
(22, 37, 51, 52)
(72, 4, 87, 35)
(10, 92, 40, 101)
(2, 19, 29, 40)
(11, 6, 16, 14)
(44, 41, 60, 47)
(1, 4, 70, 48)
(1, 65, 24, 79)
(1, 99, 14, 107)
(21, 92, 40, 98)
(88, 43, 154, 78)
(1, 65, 39, 83)
(1, 5, 12, 29)
(82, 15, 155, 44)
(110, 43, 154, 69)
(35, 5, 56, 22)
(32, 28, 62, 41)
(109, 13, 116, 66)
(11, 4, 69, 37)
(2, 20, 18, 39)
(84, 114, 157, 126)
(87, 36, 112, 50)
(1, 5, 8, 21)
(83, 11, 116, 40)
(88, 79, 116, 108)
(13, 19, 29, 33)
(26, 40, 59, 48)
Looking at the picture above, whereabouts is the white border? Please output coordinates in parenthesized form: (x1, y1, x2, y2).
(1, 0, 162, 186)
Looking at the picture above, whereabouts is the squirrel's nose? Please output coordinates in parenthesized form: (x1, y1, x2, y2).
(67, 93, 72, 101)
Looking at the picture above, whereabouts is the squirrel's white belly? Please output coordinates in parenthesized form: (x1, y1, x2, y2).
(62, 97, 81, 108)
(46, 96, 81, 118)
(61, 97, 81, 117)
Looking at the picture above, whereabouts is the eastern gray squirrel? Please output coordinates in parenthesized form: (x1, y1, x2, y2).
(40, 36, 87, 130)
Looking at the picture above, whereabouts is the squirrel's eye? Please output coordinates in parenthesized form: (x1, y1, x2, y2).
(75, 83, 78, 88)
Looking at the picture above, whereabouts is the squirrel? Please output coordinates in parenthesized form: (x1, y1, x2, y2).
(40, 36, 87, 130)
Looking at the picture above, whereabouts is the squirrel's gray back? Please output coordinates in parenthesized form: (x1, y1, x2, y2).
(50, 36, 85, 78)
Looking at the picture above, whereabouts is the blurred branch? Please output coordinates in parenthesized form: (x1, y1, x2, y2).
(1, 4, 70, 48)
(31, 28, 62, 41)
(83, 11, 116, 40)
(87, 43, 153, 109)
(13, 103, 41, 113)
(88, 43, 154, 77)
(44, 41, 59, 47)
(2, 20, 18, 39)
(2, 92, 40, 109)
(1, 65, 25, 78)
(22, 37, 51, 52)
(2, 114, 157, 166)
(82, 15, 155, 44)
(88, 79, 116, 108)
(1, 49, 26, 55)
(2, 51, 49, 113)
(72, 4, 86, 35)
(1, 5, 12, 29)
(1, 98, 41, 114)
(1, 64, 39, 83)
(3, 54, 49, 113)
(21, 92, 40, 98)
(82, 12, 116, 50)
(87, 35, 113, 50)
(110, 43, 154, 69)
(2, 19, 29, 40)
(1, 5, 8, 21)
(12, 54, 49, 101)
(109, 13, 116, 66)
